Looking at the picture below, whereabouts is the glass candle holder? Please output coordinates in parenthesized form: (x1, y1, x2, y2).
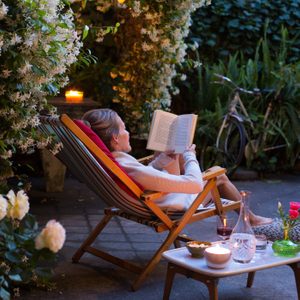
(216, 215, 234, 240)
(65, 90, 84, 103)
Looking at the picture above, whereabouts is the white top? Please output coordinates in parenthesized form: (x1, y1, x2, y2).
(162, 244, 300, 277)
(112, 151, 203, 211)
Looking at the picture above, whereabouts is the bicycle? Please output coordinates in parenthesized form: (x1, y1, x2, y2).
(198, 74, 287, 175)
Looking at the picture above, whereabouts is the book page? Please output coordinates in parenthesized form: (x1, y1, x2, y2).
(146, 110, 177, 152)
(172, 114, 197, 153)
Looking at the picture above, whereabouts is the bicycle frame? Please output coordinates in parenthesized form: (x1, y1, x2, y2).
(216, 91, 255, 153)
(204, 73, 289, 175)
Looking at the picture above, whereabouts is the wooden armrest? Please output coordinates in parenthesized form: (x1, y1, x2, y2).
(203, 167, 226, 181)
(141, 190, 163, 201)
(137, 154, 154, 164)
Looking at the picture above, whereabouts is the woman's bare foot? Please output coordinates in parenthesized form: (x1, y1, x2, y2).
(250, 213, 273, 226)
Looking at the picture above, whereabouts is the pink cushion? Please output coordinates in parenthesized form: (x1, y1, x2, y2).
(73, 120, 144, 197)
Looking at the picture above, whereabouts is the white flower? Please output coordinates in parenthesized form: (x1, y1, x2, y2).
(0, 195, 8, 220)
(141, 42, 153, 51)
(180, 74, 187, 81)
(0, 3, 8, 20)
(172, 87, 180, 95)
(50, 142, 63, 155)
(35, 220, 66, 253)
(29, 115, 40, 127)
(1, 69, 11, 78)
(10, 34, 22, 45)
(161, 39, 170, 49)
(0, 150, 12, 159)
(18, 62, 32, 76)
(6, 190, 30, 220)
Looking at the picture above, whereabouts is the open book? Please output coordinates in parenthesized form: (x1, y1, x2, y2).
(146, 110, 198, 153)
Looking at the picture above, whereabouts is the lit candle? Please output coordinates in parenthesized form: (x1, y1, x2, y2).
(217, 216, 233, 239)
(204, 245, 231, 269)
(65, 90, 84, 103)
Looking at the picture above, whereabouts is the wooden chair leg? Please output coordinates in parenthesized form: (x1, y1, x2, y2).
(131, 226, 184, 291)
(246, 271, 255, 288)
(163, 263, 176, 300)
(72, 213, 113, 262)
(289, 263, 300, 300)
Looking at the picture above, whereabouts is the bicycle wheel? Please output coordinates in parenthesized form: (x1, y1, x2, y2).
(217, 117, 246, 175)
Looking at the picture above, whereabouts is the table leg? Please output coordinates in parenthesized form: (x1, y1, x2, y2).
(163, 263, 176, 300)
(205, 278, 219, 300)
(246, 271, 256, 288)
(288, 262, 300, 300)
(188, 272, 219, 300)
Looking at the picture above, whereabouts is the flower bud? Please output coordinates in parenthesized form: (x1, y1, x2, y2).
(289, 209, 299, 220)
(290, 202, 300, 211)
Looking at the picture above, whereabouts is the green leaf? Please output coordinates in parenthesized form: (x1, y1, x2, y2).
(7, 241, 16, 251)
(0, 287, 10, 300)
(82, 25, 89, 41)
(8, 274, 22, 282)
(5, 251, 22, 263)
(82, 0, 87, 9)
(35, 267, 53, 279)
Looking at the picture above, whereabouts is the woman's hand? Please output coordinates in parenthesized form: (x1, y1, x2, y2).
(185, 144, 196, 155)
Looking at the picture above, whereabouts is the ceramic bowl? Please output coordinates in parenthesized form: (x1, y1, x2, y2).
(186, 241, 212, 258)
(204, 246, 231, 269)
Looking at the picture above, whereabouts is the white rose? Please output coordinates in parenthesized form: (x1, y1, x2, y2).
(35, 220, 66, 253)
(0, 195, 8, 220)
(6, 190, 30, 220)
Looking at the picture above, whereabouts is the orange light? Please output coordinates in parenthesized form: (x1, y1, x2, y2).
(223, 218, 227, 227)
(65, 90, 84, 103)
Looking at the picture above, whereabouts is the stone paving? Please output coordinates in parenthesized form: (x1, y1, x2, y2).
(22, 173, 300, 299)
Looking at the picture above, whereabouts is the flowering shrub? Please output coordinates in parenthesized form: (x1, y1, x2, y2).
(0, 0, 82, 189)
(278, 201, 300, 239)
(0, 190, 65, 299)
(71, 0, 210, 135)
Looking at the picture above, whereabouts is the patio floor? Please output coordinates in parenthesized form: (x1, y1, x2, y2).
(22, 172, 300, 299)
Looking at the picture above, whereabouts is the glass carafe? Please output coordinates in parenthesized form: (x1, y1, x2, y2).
(229, 190, 256, 263)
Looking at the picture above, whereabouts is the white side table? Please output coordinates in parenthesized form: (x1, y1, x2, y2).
(162, 244, 300, 300)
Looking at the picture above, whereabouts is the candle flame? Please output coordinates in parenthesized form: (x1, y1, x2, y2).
(240, 191, 247, 197)
(223, 218, 227, 227)
(65, 90, 83, 97)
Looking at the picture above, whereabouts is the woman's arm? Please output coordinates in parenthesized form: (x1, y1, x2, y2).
(113, 150, 203, 194)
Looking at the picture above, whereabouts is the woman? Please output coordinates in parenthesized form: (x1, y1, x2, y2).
(82, 108, 272, 226)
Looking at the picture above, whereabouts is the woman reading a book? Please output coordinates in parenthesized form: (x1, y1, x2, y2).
(82, 108, 272, 226)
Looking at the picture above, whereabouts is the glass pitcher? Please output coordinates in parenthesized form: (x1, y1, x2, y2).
(229, 190, 256, 263)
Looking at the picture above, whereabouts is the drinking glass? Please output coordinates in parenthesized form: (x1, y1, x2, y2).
(216, 215, 234, 240)
(255, 234, 267, 252)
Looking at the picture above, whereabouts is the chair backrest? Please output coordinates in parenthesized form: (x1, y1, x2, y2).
(39, 114, 154, 219)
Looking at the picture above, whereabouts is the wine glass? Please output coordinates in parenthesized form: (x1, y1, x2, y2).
(216, 215, 234, 241)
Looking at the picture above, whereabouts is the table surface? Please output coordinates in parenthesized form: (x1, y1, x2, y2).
(162, 243, 300, 277)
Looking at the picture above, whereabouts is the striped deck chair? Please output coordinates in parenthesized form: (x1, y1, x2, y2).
(39, 114, 240, 291)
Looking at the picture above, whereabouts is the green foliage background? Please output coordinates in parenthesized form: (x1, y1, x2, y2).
(188, 0, 300, 62)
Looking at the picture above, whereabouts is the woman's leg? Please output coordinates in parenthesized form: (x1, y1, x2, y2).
(205, 167, 272, 226)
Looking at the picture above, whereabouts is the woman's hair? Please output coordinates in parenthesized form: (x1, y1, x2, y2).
(82, 109, 120, 151)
